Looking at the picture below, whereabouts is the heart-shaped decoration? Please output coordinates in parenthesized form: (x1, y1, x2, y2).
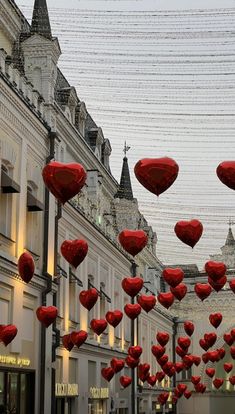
(230, 279, 235, 293)
(137, 294, 156, 313)
(122, 277, 143, 297)
(36, 306, 58, 327)
(216, 161, 235, 191)
(175, 362, 184, 373)
(105, 310, 123, 328)
(183, 355, 194, 369)
(156, 371, 165, 382)
(124, 304, 141, 320)
(163, 268, 184, 288)
(42, 161, 87, 204)
(111, 358, 125, 373)
(125, 355, 139, 369)
(193, 355, 201, 366)
(18, 252, 35, 283)
(0, 325, 18, 346)
(134, 157, 179, 197)
(176, 346, 187, 358)
(172, 396, 178, 404)
(224, 363, 233, 373)
(139, 363, 150, 375)
(207, 350, 220, 363)
(213, 378, 224, 389)
(230, 346, 235, 359)
(184, 321, 194, 337)
(156, 332, 170, 346)
(204, 332, 217, 348)
(174, 219, 203, 248)
(194, 283, 212, 301)
(101, 367, 114, 382)
(209, 313, 223, 329)
(191, 376, 201, 385)
(79, 288, 98, 311)
(152, 345, 165, 359)
(70, 330, 88, 348)
(206, 368, 215, 378)
(231, 329, 235, 339)
(157, 292, 174, 309)
(184, 391, 192, 399)
(178, 337, 191, 350)
(118, 230, 148, 257)
(128, 345, 142, 359)
(229, 376, 235, 385)
(120, 375, 132, 388)
(178, 384, 187, 393)
(158, 354, 169, 367)
(205, 261, 226, 281)
(139, 371, 150, 382)
(195, 383, 206, 394)
(170, 283, 187, 301)
(147, 375, 157, 387)
(218, 348, 226, 360)
(162, 362, 175, 377)
(208, 275, 227, 292)
(62, 334, 74, 351)
(224, 333, 234, 346)
(90, 319, 107, 336)
(61, 239, 88, 269)
(157, 392, 169, 405)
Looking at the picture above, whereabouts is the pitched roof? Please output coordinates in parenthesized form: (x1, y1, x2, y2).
(225, 227, 235, 247)
(31, 0, 52, 40)
(115, 156, 134, 200)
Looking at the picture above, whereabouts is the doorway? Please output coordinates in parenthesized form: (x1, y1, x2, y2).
(0, 370, 35, 413)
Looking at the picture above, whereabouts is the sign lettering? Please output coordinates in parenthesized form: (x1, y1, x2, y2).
(55, 383, 79, 397)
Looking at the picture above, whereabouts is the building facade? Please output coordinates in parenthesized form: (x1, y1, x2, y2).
(0, 1, 174, 414)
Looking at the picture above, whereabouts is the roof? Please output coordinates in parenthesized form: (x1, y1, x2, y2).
(225, 227, 235, 247)
(115, 156, 134, 200)
(31, 0, 52, 40)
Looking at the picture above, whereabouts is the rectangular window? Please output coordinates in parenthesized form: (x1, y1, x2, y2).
(0, 193, 12, 238)
(56, 357, 63, 384)
(69, 358, 78, 383)
(88, 361, 96, 388)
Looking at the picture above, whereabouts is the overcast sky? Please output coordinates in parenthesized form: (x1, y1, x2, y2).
(18, 1, 235, 269)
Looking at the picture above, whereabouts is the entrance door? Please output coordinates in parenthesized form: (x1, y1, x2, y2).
(56, 398, 65, 414)
(0, 370, 34, 414)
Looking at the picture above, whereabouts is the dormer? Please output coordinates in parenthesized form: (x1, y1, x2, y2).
(56, 86, 78, 123)
(75, 101, 87, 136)
(102, 139, 112, 171)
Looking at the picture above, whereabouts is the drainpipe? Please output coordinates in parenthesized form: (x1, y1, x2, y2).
(39, 131, 57, 414)
(131, 260, 138, 414)
(172, 317, 178, 414)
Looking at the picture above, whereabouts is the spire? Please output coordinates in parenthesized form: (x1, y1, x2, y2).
(31, 0, 52, 40)
(225, 219, 235, 246)
(115, 143, 133, 200)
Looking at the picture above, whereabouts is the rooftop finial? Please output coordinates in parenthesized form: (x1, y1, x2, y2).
(228, 218, 235, 228)
(115, 142, 133, 200)
(123, 141, 131, 157)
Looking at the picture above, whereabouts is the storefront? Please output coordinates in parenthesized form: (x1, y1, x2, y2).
(88, 387, 109, 414)
(0, 368, 35, 413)
(55, 383, 79, 414)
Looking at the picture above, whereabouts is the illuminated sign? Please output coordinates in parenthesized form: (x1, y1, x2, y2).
(89, 387, 109, 399)
(0, 355, 30, 367)
(56, 383, 79, 397)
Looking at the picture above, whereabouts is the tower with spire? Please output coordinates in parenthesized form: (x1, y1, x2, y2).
(210, 219, 235, 268)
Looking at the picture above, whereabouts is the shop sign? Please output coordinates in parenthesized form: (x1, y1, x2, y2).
(89, 387, 109, 399)
(55, 383, 79, 397)
(0, 355, 30, 367)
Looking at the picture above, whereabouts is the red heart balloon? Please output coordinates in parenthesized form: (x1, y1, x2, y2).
(42, 161, 87, 204)
(101, 367, 115, 382)
(162, 362, 175, 377)
(208, 350, 220, 363)
(209, 313, 223, 329)
(204, 332, 217, 348)
(125, 355, 139, 369)
(229, 376, 235, 385)
(178, 337, 191, 350)
(230, 346, 235, 359)
(206, 368, 215, 378)
(208, 275, 227, 292)
(216, 161, 235, 191)
(128, 345, 142, 359)
(199, 338, 210, 351)
(194, 283, 212, 301)
(105, 310, 123, 328)
(124, 304, 141, 320)
(157, 292, 174, 309)
(184, 321, 194, 337)
(195, 383, 206, 393)
(224, 333, 234, 346)
(62, 334, 74, 351)
(191, 376, 201, 385)
(0, 325, 18, 346)
(122, 277, 143, 297)
(178, 384, 187, 393)
(120, 375, 132, 388)
(156, 371, 165, 382)
(230, 279, 235, 293)
(90, 319, 107, 336)
(213, 378, 224, 389)
(61, 239, 88, 268)
(158, 354, 169, 367)
(147, 375, 157, 386)
(193, 356, 201, 366)
(231, 329, 235, 339)
(70, 330, 88, 348)
(174, 219, 203, 248)
(18, 252, 35, 283)
(139, 371, 150, 382)
(202, 353, 209, 364)
(139, 363, 150, 375)
(218, 348, 226, 360)
(137, 294, 156, 313)
(118, 230, 148, 257)
(79, 288, 98, 311)
(163, 268, 184, 288)
(184, 391, 192, 399)
(156, 332, 170, 347)
(172, 396, 178, 404)
(175, 362, 184, 373)
(205, 261, 227, 281)
(36, 306, 58, 327)
(176, 346, 187, 358)
(157, 392, 169, 405)
(111, 358, 125, 373)
(224, 363, 233, 373)
(134, 157, 179, 197)
(183, 355, 194, 369)
(152, 345, 165, 359)
(170, 283, 187, 301)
